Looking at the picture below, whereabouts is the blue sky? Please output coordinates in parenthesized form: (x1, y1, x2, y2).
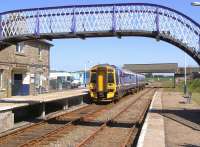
(1, 0, 200, 71)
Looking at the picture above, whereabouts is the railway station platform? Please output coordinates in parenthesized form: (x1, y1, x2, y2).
(137, 90, 165, 147)
(137, 90, 200, 147)
(0, 88, 88, 111)
(0, 88, 89, 133)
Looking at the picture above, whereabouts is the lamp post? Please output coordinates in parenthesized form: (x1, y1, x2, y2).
(84, 63, 86, 87)
(191, 2, 200, 6)
(84, 60, 90, 87)
(184, 53, 187, 95)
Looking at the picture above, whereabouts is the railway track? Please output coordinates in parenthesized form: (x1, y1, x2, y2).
(0, 104, 107, 147)
(0, 88, 155, 147)
(33, 88, 155, 147)
(76, 89, 155, 147)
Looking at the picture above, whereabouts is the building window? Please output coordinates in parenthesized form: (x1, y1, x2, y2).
(16, 42, 24, 53)
(0, 70, 3, 89)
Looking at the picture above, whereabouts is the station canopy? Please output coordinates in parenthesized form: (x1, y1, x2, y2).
(123, 63, 178, 73)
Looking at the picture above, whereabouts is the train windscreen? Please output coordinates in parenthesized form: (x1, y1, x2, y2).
(108, 73, 114, 83)
(90, 73, 97, 83)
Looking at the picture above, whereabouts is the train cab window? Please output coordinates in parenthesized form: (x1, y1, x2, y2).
(90, 73, 97, 83)
(108, 73, 114, 83)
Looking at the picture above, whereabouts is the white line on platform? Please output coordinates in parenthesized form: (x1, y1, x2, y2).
(137, 91, 158, 147)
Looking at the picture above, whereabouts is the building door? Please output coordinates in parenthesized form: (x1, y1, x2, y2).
(12, 74, 23, 96)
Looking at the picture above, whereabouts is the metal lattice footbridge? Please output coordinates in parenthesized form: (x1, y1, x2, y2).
(0, 3, 200, 64)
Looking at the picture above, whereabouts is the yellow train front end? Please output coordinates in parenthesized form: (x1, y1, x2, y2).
(89, 65, 116, 102)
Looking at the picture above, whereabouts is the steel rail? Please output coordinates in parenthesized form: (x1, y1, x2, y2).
(19, 104, 108, 147)
(0, 104, 100, 145)
(121, 90, 155, 147)
(0, 88, 151, 147)
(76, 88, 155, 147)
(18, 89, 150, 147)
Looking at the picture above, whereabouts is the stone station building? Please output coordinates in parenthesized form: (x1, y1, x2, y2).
(0, 40, 52, 98)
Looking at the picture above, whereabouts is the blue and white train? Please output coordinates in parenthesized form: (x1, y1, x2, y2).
(89, 64, 145, 102)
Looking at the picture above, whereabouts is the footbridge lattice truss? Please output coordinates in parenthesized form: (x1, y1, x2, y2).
(0, 3, 200, 64)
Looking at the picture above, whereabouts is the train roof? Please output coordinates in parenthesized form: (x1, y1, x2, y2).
(90, 64, 145, 77)
(91, 64, 116, 69)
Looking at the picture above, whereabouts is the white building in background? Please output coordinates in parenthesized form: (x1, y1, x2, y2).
(49, 70, 90, 90)
(49, 71, 73, 90)
(49, 71, 72, 80)
(70, 71, 89, 86)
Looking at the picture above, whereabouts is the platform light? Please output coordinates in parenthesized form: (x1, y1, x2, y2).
(84, 60, 91, 87)
(191, 2, 200, 6)
(184, 53, 187, 95)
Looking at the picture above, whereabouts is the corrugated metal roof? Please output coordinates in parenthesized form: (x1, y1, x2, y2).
(123, 63, 178, 73)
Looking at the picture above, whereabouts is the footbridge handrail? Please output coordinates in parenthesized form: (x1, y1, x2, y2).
(0, 3, 200, 63)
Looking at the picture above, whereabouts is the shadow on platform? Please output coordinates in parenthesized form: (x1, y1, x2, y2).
(150, 109, 200, 131)
(0, 99, 38, 104)
(180, 143, 200, 147)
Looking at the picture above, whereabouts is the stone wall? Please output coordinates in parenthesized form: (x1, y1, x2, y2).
(0, 40, 51, 97)
(0, 111, 14, 133)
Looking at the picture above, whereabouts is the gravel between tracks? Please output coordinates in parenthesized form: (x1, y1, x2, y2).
(0, 123, 64, 147)
(81, 92, 154, 147)
(40, 89, 154, 147)
(0, 104, 104, 147)
(43, 125, 97, 147)
(113, 99, 149, 123)
(83, 126, 130, 147)
(93, 89, 150, 122)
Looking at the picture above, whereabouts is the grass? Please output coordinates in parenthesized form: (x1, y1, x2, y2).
(147, 77, 200, 105)
(188, 79, 200, 93)
(163, 79, 200, 105)
(190, 93, 200, 105)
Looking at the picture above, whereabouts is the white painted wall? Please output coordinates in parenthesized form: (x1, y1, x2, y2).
(49, 72, 71, 79)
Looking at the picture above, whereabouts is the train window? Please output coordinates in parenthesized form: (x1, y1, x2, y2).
(108, 73, 114, 83)
(115, 72, 119, 84)
(90, 73, 97, 83)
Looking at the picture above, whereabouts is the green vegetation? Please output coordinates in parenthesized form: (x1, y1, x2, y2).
(146, 76, 200, 105)
(146, 76, 175, 88)
(188, 79, 200, 93)
(164, 79, 200, 105)
(191, 93, 200, 106)
(187, 79, 200, 105)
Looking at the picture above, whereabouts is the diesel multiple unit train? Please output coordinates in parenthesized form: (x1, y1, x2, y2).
(88, 64, 145, 102)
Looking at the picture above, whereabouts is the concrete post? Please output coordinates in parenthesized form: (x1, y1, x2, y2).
(81, 96, 83, 105)
(173, 73, 176, 88)
(40, 102, 45, 119)
(63, 99, 68, 110)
